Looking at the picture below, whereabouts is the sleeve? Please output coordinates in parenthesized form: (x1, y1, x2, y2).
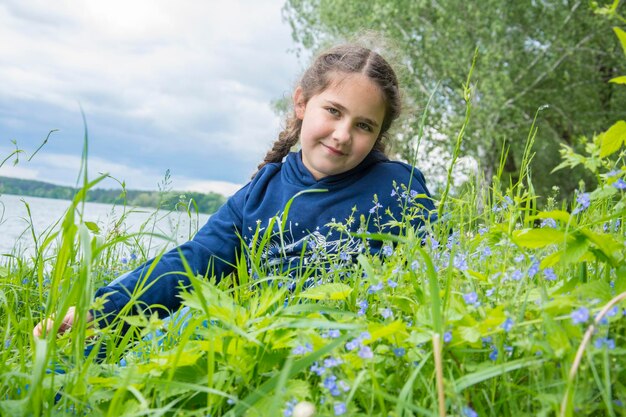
(91, 184, 249, 327)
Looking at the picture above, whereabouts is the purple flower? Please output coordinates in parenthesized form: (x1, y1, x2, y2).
(511, 270, 523, 281)
(571, 307, 590, 324)
(594, 337, 616, 350)
(489, 346, 499, 361)
(387, 279, 398, 289)
(381, 308, 393, 319)
(369, 202, 382, 214)
(463, 406, 478, 417)
(339, 251, 350, 261)
(121, 257, 128, 264)
(368, 282, 384, 294)
(323, 375, 337, 391)
(323, 356, 342, 368)
(478, 227, 489, 235)
(292, 343, 313, 355)
(443, 331, 452, 343)
(501, 318, 514, 332)
(543, 268, 557, 281)
(284, 398, 298, 417)
(411, 260, 420, 271)
(463, 291, 479, 306)
(345, 340, 359, 351)
(393, 347, 406, 357)
(527, 261, 540, 278)
(357, 299, 368, 316)
(540, 218, 557, 228)
(310, 362, 326, 376)
(358, 345, 373, 359)
(325, 329, 341, 339)
(454, 254, 468, 271)
(573, 192, 590, 214)
(382, 245, 393, 257)
(334, 402, 346, 416)
(613, 178, 626, 190)
(485, 288, 495, 297)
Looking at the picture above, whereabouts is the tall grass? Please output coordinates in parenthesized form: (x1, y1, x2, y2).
(2, 56, 626, 417)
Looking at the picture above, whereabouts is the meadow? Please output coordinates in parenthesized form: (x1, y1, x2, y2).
(1, 39, 626, 417)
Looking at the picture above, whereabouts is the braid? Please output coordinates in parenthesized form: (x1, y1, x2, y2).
(253, 115, 301, 177)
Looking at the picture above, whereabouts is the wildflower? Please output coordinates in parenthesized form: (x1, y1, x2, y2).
(573, 192, 590, 214)
(613, 178, 626, 190)
(323, 375, 338, 391)
(324, 329, 341, 339)
(594, 337, 616, 350)
(482, 246, 492, 257)
(410, 189, 419, 199)
(358, 331, 371, 341)
(310, 362, 326, 376)
(571, 307, 590, 324)
(478, 227, 489, 235)
(284, 398, 298, 417)
(357, 299, 368, 316)
(323, 356, 342, 368)
(368, 282, 384, 294)
(339, 251, 350, 261)
(443, 331, 452, 343)
(292, 343, 313, 355)
(411, 260, 420, 271)
(540, 218, 557, 228)
(21, 278, 29, 285)
(489, 346, 499, 361)
(463, 291, 479, 306)
(358, 345, 373, 359)
(369, 202, 382, 214)
(130, 252, 137, 260)
(504, 196, 514, 207)
(391, 189, 397, 197)
(334, 402, 346, 416)
(338, 380, 350, 392)
(393, 347, 406, 357)
(501, 318, 514, 332)
(606, 306, 620, 317)
(387, 278, 398, 289)
(514, 254, 525, 263)
(453, 254, 468, 271)
(504, 345, 514, 352)
(381, 308, 393, 319)
(527, 260, 540, 278)
(382, 245, 393, 257)
(121, 257, 128, 264)
(481, 336, 492, 346)
(543, 268, 557, 281)
(463, 406, 478, 417)
(511, 270, 523, 281)
(485, 288, 495, 297)
(345, 339, 360, 351)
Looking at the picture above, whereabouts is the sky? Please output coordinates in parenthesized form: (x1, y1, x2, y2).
(0, 1, 302, 196)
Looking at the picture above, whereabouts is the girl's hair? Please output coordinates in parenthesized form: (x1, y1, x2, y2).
(255, 42, 401, 175)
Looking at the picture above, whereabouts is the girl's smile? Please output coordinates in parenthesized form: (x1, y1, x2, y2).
(294, 72, 386, 180)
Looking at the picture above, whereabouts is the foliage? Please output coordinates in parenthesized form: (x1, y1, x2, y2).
(0, 176, 226, 214)
(282, 0, 626, 199)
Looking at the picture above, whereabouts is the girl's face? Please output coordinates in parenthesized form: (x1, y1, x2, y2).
(294, 72, 386, 180)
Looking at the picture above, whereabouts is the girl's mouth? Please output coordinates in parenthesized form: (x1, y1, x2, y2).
(322, 143, 347, 156)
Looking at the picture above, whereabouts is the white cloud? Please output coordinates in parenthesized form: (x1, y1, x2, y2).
(0, 1, 301, 185)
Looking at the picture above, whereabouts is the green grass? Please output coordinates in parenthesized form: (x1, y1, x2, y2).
(1, 77, 626, 417)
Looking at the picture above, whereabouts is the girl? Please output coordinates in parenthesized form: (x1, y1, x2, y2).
(34, 42, 436, 337)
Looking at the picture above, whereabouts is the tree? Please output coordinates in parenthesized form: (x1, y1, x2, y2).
(283, 0, 626, 198)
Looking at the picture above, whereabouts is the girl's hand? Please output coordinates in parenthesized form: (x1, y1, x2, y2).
(32, 307, 93, 338)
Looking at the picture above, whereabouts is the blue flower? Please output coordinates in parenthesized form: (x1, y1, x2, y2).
(310, 362, 326, 376)
(489, 346, 499, 361)
(485, 288, 495, 297)
(357, 299, 368, 316)
(339, 251, 350, 261)
(284, 398, 298, 416)
(478, 227, 488, 235)
(292, 343, 313, 355)
(382, 245, 393, 257)
(543, 268, 557, 281)
(121, 257, 128, 264)
(130, 252, 137, 260)
(540, 218, 557, 228)
(323, 356, 342, 368)
(527, 261, 540, 278)
(358, 345, 373, 359)
(324, 329, 341, 339)
(443, 331, 452, 343)
(511, 270, 523, 281)
(323, 375, 337, 391)
(411, 260, 420, 271)
(573, 192, 590, 214)
(613, 178, 626, 190)
(345, 340, 359, 351)
(368, 283, 384, 294)
(594, 337, 616, 350)
(463, 291, 479, 306)
(453, 254, 468, 271)
(334, 402, 346, 415)
(387, 279, 398, 289)
(381, 308, 393, 319)
(369, 202, 382, 214)
(501, 318, 514, 332)
(571, 307, 589, 324)
(514, 254, 525, 263)
(463, 406, 478, 417)
(393, 347, 406, 357)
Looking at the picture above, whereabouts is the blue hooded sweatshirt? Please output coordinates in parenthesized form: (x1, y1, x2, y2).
(92, 150, 435, 326)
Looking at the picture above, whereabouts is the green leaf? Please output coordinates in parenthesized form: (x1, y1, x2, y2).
(599, 120, 626, 158)
(530, 210, 572, 224)
(454, 358, 545, 392)
(458, 326, 481, 344)
(609, 75, 626, 85)
(512, 228, 568, 248)
(84, 221, 100, 233)
(614, 27, 626, 57)
(297, 283, 353, 300)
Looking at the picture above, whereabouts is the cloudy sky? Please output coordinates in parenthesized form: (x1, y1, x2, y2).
(0, 1, 303, 196)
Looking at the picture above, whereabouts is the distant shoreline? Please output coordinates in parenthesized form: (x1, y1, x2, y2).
(0, 176, 226, 214)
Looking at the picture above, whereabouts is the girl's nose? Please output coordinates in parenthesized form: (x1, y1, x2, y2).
(332, 122, 352, 144)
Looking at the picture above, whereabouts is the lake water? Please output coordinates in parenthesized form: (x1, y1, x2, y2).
(0, 194, 210, 256)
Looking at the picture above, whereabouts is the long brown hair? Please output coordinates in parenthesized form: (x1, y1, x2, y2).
(255, 43, 401, 176)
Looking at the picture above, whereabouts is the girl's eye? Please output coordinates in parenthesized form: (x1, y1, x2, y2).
(326, 107, 340, 116)
(357, 122, 373, 132)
